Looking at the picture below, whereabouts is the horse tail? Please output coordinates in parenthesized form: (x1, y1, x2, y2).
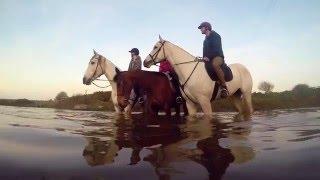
(233, 63, 254, 114)
(232, 63, 253, 94)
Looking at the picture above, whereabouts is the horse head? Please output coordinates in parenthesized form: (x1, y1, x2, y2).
(143, 35, 167, 68)
(83, 50, 105, 85)
(113, 71, 135, 109)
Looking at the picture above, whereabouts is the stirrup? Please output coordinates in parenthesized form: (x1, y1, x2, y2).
(138, 97, 144, 104)
(220, 87, 229, 98)
(176, 96, 183, 104)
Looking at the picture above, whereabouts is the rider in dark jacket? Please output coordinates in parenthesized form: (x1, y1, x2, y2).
(198, 21, 229, 98)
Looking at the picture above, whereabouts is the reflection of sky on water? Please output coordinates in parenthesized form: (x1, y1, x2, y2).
(0, 105, 320, 179)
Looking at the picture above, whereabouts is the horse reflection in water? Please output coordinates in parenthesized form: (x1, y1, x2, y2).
(81, 114, 255, 180)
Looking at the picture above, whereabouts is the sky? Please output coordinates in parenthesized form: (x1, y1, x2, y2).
(0, 0, 319, 100)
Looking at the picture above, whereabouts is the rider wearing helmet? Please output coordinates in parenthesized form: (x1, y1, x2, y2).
(198, 21, 229, 98)
(125, 48, 142, 113)
(128, 48, 142, 71)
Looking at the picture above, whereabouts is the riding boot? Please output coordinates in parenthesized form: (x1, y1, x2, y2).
(214, 66, 229, 98)
(171, 72, 184, 103)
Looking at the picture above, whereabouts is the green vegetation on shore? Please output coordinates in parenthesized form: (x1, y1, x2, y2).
(1, 84, 319, 112)
(0, 91, 114, 111)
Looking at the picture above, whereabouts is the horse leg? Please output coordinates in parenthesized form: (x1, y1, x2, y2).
(186, 100, 197, 115)
(114, 105, 122, 114)
(142, 97, 149, 114)
(199, 99, 213, 114)
(164, 104, 171, 116)
(124, 98, 137, 114)
(243, 92, 253, 115)
(230, 95, 243, 114)
(174, 103, 180, 116)
(146, 100, 158, 116)
(182, 101, 189, 116)
(124, 104, 133, 114)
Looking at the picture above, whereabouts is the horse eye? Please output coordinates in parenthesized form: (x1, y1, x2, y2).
(90, 61, 95, 65)
(153, 46, 157, 50)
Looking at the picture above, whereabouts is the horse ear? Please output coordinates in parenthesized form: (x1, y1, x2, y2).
(159, 35, 164, 42)
(93, 49, 97, 55)
(113, 74, 118, 82)
(115, 67, 120, 74)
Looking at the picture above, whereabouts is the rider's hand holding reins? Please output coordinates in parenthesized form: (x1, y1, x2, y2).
(203, 57, 210, 62)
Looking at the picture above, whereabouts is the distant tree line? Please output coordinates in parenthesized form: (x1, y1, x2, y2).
(0, 83, 319, 112)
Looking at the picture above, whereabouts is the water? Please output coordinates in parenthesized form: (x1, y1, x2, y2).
(0, 105, 320, 180)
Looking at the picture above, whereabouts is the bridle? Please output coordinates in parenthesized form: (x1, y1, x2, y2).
(89, 55, 111, 88)
(148, 41, 166, 64)
(147, 41, 201, 104)
(148, 41, 166, 67)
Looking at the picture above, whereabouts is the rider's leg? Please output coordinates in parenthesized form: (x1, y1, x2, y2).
(125, 89, 137, 114)
(170, 72, 183, 103)
(212, 56, 229, 97)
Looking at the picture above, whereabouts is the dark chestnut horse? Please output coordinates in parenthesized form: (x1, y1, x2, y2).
(114, 69, 187, 116)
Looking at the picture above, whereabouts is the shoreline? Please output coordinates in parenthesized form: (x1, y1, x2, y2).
(1, 104, 319, 113)
(1, 86, 319, 112)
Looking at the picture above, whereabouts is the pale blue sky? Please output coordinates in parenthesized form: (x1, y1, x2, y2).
(0, 0, 319, 100)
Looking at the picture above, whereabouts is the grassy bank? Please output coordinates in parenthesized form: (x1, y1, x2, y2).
(1, 86, 319, 112)
(0, 91, 114, 111)
(213, 89, 320, 111)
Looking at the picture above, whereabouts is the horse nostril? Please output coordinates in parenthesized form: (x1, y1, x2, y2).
(82, 77, 86, 84)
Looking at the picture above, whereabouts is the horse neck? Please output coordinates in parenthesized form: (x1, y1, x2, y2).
(101, 57, 119, 81)
(165, 42, 198, 82)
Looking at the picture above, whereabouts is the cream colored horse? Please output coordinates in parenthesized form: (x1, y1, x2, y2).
(144, 36, 253, 115)
(82, 50, 122, 113)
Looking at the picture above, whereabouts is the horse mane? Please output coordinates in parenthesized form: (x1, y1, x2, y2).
(167, 41, 195, 58)
(100, 55, 121, 71)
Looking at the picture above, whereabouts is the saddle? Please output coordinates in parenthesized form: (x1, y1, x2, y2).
(204, 61, 233, 100)
(204, 61, 233, 82)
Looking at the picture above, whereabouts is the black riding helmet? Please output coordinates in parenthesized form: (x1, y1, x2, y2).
(129, 48, 139, 55)
(198, 22, 212, 31)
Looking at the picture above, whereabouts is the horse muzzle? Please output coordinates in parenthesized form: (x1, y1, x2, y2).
(82, 77, 92, 85)
(143, 59, 152, 68)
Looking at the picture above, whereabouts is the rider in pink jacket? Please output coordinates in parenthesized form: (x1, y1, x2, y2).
(159, 59, 174, 73)
(159, 59, 184, 104)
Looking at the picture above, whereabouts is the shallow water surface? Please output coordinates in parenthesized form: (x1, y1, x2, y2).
(0, 105, 320, 180)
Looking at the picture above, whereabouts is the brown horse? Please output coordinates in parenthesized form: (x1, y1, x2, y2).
(114, 69, 187, 116)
